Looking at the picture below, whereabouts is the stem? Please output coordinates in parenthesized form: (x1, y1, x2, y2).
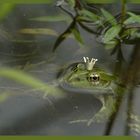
(124, 88, 134, 135)
(104, 95, 124, 135)
(121, 0, 127, 24)
(123, 43, 140, 134)
(59, 5, 74, 18)
(104, 44, 124, 135)
(78, 22, 101, 35)
(74, 0, 82, 10)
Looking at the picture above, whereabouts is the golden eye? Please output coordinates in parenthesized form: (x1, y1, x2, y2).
(88, 74, 100, 82)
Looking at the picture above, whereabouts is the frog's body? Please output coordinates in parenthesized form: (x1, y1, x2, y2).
(59, 58, 116, 126)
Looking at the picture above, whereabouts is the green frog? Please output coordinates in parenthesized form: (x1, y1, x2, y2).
(59, 57, 117, 126)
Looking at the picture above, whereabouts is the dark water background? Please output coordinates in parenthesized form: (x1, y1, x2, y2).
(0, 3, 139, 136)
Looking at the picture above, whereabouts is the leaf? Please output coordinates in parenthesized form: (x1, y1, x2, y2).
(0, 68, 48, 90)
(19, 28, 58, 36)
(78, 22, 100, 35)
(124, 29, 140, 39)
(128, 12, 139, 17)
(121, 28, 137, 38)
(124, 17, 134, 24)
(67, 0, 75, 8)
(101, 8, 117, 25)
(78, 9, 99, 22)
(0, 68, 62, 96)
(72, 25, 84, 46)
(53, 20, 76, 52)
(30, 15, 71, 22)
(56, 0, 66, 6)
(0, 3, 15, 21)
(124, 12, 140, 24)
(104, 40, 118, 49)
(103, 25, 122, 43)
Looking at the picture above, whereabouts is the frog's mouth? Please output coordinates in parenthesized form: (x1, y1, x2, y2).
(59, 81, 114, 96)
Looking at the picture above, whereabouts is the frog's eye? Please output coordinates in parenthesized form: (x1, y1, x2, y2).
(72, 63, 85, 72)
(72, 65, 78, 72)
(77, 63, 85, 70)
(88, 74, 100, 83)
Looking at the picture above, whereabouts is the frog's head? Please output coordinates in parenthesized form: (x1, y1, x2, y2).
(62, 57, 115, 91)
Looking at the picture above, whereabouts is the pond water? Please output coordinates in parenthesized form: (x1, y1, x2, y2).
(0, 2, 140, 136)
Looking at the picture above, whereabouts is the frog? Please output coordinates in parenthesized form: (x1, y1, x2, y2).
(58, 57, 117, 126)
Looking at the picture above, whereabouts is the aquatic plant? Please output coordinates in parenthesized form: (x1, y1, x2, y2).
(53, 0, 140, 53)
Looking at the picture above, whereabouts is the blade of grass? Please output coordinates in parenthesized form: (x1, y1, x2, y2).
(0, 68, 62, 97)
(0, 3, 15, 21)
(19, 28, 58, 36)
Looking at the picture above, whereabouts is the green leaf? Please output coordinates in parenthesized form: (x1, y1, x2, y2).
(103, 25, 122, 43)
(104, 40, 118, 49)
(72, 25, 84, 46)
(19, 28, 58, 36)
(78, 22, 99, 35)
(0, 3, 15, 21)
(30, 15, 71, 22)
(0, 68, 62, 97)
(121, 28, 137, 38)
(53, 20, 76, 52)
(0, 68, 48, 91)
(121, 27, 140, 39)
(67, 0, 75, 8)
(124, 17, 134, 24)
(101, 8, 117, 25)
(78, 9, 99, 22)
(123, 29, 140, 39)
(124, 12, 140, 24)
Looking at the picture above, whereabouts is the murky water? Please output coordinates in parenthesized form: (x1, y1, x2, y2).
(0, 3, 140, 136)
